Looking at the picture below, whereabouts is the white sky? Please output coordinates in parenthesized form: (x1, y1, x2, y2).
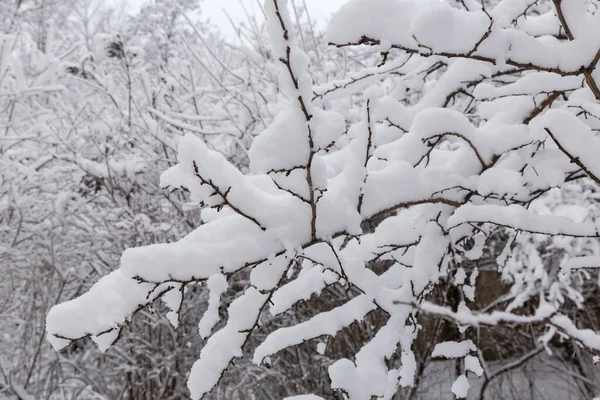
(125, 0, 347, 38)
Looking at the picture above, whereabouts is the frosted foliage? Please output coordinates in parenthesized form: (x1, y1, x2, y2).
(45, 0, 600, 399)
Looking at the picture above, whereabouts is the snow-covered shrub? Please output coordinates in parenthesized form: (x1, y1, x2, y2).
(47, 0, 600, 399)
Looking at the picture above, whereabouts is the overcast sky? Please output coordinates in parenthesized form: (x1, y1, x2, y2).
(126, 0, 347, 38)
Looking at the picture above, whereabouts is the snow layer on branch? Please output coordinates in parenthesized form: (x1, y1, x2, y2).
(313, 55, 413, 102)
(315, 170, 364, 237)
(489, 0, 539, 26)
(516, 12, 561, 37)
(325, 222, 448, 397)
(562, 256, 600, 271)
(550, 314, 600, 351)
(544, 109, 600, 181)
(328, 0, 490, 55)
(465, 355, 484, 376)
(374, 107, 535, 185)
(120, 215, 283, 282)
(188, 288, 266, 399)
(198, 274, 228, 339)
(478, 168, 525, 197)
(46, 270, 154, 351)
(251, 255, 293, 291)
(329, 316, 405, 399)
(254, 295, 376, 364)
(415, 58, 493, 111)
(249, 108, 311, 173)
(360, 159, 457, 218)
(316, 342, 326, 355)
(265, 0, 313, 105)
(560, 0, 588, 38)
(419, 300, 557, 327)
(327, 0, 426, 47)
(448, 204, 600, 237)
(328, 0, 600, 73)
(410, 3, 490, 54)
(451, 374, 470, 399)
(165, 133, 309, 233)
(162, 284, 184, 328)
(372, 212, 421, 251)
(409, 222, 449, 294)
(474, 72, 584, 100)
(270, 265, 338, 315)
(432, 340, 476, 359)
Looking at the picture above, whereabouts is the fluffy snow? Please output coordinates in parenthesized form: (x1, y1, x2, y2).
(451, 374, 470, 398)
(270, 265, 338, 315)
(474, 73, 584, 100)
(254, 295, 376, 365)
(46, 270, 154, 351)
(188, 288, 267, 399)
(544, 109, 600, 182)
(198, 274, 228, 339)
(316, 342, 327, 355)
(465, 355, 484, 377)
(432, 340, 476, 359)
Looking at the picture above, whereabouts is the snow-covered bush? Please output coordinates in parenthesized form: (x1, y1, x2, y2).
(47, 0, 600, 399)
(1, 0, 279, 397)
